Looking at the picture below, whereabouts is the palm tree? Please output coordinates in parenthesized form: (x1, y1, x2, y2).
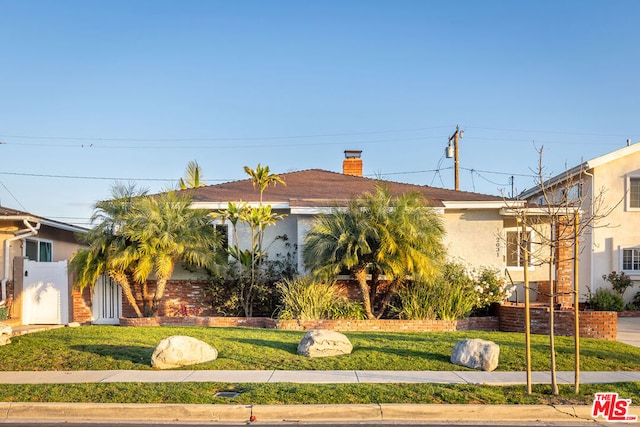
(302, 202, 376, 318)
(71, 185, 222, 317)
(244, 163, 285, 204)
(179, 160, 206, 190)
(122, 190, 222, 315)
(70, 183, 148, 318)
(303, 185, 445, 319)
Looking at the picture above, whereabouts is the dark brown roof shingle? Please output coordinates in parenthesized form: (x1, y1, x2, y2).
(185, 169, 506, 208)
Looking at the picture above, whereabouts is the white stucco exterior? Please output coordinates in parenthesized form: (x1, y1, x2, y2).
(521, 143, 640, 303)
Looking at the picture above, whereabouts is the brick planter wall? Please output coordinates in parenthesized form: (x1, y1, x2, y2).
(498, 303, 617, 340)
(118, 316, 277, 328)
(118, 316, 498, 332)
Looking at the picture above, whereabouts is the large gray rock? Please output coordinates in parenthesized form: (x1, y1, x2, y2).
(450, 338, 499, 371)
(151, 335, 218, 369)
(297, 330, 353, 358)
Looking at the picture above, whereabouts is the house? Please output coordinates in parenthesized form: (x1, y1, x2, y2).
(0, 206, 88, 325)
(520, 142, 640, 305)
(159, 151, 551, 309)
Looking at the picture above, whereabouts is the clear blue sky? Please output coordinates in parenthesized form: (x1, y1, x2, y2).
(1, 1, 638, 227)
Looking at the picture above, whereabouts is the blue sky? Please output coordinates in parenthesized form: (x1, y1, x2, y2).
(1, 1, 639, 226)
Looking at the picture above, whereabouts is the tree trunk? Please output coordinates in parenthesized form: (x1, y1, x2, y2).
(151, 275, 170, 317)
(354, 267, 374, 320)
(375, 279, 401, 319)
(109, 271, 143, 318)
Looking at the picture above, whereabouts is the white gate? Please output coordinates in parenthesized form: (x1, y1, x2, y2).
(92, 276, 122, 324)
(22, 260, 69, 325)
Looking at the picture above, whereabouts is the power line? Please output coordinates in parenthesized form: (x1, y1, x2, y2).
(465, 125, 636, 138)
(0, 180, 27, 211)
(0, 135, 447, 150)
(0, 125, 453, 143)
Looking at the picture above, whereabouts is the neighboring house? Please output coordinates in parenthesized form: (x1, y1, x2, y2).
(520, 142, 640, 304)
(0, 207, 88, 325)
(173, 151, 548, 305)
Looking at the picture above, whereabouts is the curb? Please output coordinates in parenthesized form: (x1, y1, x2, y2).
(0, 403, 598, 423)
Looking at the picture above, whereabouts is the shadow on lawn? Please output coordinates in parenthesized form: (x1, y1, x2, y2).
(234, 338, 299, 354)
(71, 345, 153, 365)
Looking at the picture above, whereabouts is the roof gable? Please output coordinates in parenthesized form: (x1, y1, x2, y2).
(183, 168, 507, 208)
(0, 206, 87, 233)
(520, 142, 640, 199)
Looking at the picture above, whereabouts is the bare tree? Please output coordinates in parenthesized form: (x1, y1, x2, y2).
(507, 147, 616, 395)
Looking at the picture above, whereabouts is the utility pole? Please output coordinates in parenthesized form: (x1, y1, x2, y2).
(446, 126, 463, 191)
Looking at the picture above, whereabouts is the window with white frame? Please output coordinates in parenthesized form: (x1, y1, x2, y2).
(24, 238, 53, 262)
(506, 229, 532, 268)
(627, 176, 640, 210)
(622, 247, 640, 273)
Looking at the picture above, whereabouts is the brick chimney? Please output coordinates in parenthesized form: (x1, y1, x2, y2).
(343, 150, 363, 176)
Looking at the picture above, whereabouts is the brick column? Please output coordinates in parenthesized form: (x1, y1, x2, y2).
(555, 219, 574, 308)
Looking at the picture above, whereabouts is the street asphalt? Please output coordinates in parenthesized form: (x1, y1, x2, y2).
(1, 317, 638, 424)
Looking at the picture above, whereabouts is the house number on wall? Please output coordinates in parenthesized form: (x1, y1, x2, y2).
(496, 237, 501, 258)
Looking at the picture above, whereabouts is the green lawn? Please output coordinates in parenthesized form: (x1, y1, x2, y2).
(1, 325, 639, 405)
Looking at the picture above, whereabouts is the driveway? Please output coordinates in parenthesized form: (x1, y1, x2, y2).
(617, 317, 640, 347)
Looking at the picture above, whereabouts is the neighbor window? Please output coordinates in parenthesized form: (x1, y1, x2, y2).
(506, 229, 532, 268)
(25, 239, 52, 262)
(622, 248, 640, 273)
(630, 177, 640, 209)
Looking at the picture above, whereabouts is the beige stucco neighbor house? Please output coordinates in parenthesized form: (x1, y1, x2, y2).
(179, 151, 549, 303)
(520, 142, 640, 304)
(0, 207, 87, 325)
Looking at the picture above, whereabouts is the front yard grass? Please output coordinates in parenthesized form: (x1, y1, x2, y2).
(3, 325, 640, 372)
(0, 325, 639, 405)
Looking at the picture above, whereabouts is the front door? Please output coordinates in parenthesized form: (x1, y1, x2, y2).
(92, 276, 122, 325)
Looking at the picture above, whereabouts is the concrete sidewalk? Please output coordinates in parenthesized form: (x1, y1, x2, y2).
(0, 368, 638, 385)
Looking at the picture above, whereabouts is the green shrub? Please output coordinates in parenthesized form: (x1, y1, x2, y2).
(625, 290, 640, 310)
(602, 271, 634, 297)
(393, 262, 477, 320)
(473, 266, 515, 308)
(587, 288, 625, 312)
(277, 277, 364, 320)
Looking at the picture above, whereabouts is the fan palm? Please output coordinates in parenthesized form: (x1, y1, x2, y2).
(70, 183, 147, 318)
(122, 190, 222, 315)
(303, 185, 445, 319)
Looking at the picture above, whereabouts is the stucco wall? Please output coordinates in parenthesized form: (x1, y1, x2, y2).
(588, 149, 640, 303)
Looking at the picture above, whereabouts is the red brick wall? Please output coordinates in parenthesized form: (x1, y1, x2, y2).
(498, 303, 617, 340)
(72, 287, 92, 324)
(120, 280, 212, 318)
(119, 316, 276, 328)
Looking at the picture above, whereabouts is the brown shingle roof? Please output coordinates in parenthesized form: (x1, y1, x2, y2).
(184, 169, 506, 208)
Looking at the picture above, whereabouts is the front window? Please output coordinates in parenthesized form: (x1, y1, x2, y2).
(623, 248, 640, 273)
(506, 229, 532, 268)
(25, 239, 52, 262)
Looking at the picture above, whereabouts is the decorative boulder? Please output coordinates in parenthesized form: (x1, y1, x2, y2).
(151, 335, 218, 369)
(0, 323, 11, 346)
(297, 330, 353, 357)
(450, 338, 499, 372)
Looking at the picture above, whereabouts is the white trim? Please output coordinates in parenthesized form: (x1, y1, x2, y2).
(291, 207, 337, 215)
(620, 246, 640, 274)
(192, 202, 290, 210)
(0, 215, 86, 234)
(442, 201, 521, 210)
(504, 227, 535, 271)
(24, 237, 54, 262)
